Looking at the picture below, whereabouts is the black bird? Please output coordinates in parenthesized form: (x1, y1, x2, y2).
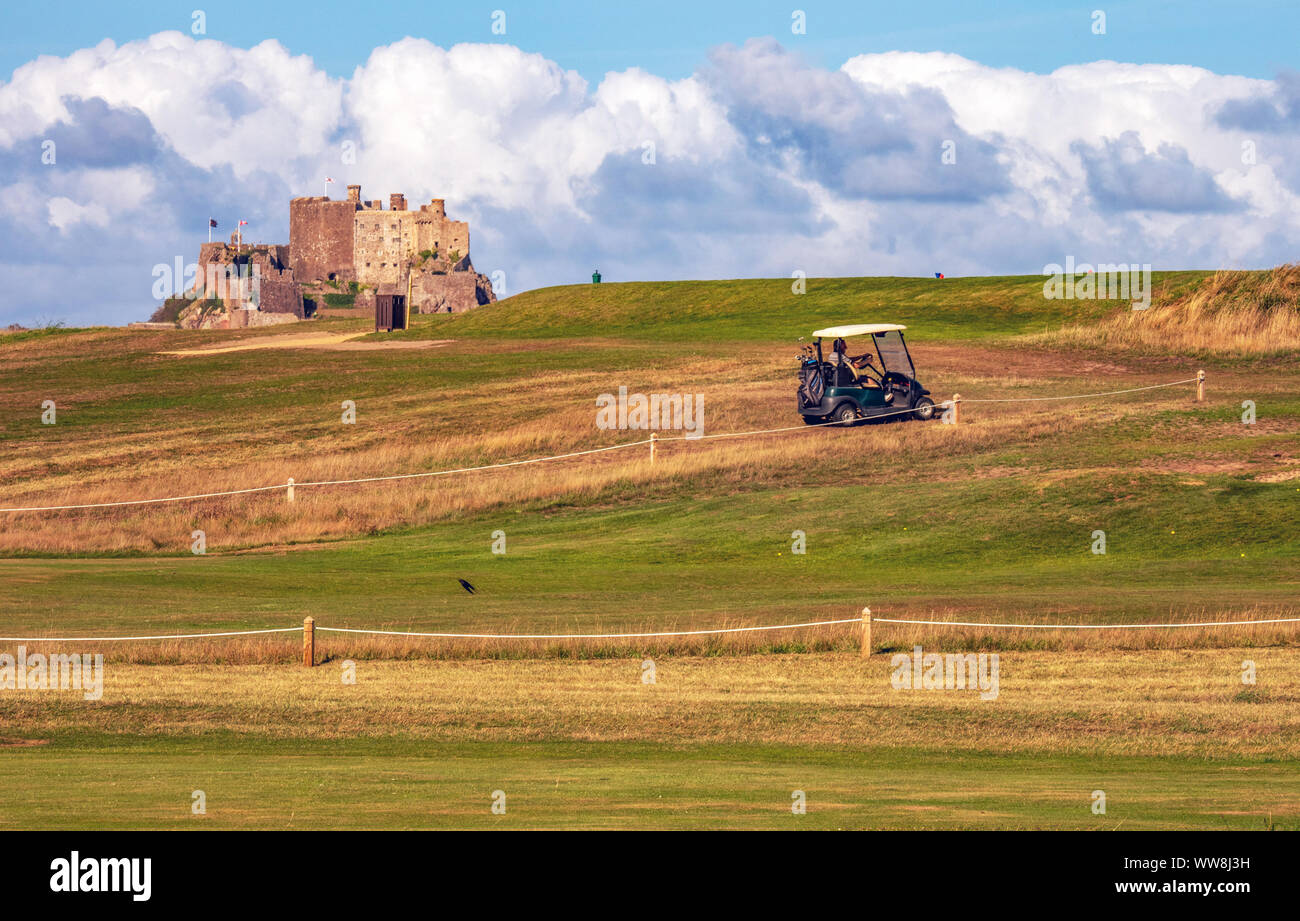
(458, 579, 477, 594)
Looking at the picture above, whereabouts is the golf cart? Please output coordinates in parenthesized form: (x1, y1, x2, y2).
(796, 324, 938, 425)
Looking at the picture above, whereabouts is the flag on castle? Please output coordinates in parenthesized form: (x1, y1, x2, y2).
(208, 217, 217, 242)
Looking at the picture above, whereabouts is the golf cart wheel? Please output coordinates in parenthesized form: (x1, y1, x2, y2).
(832, 403, 860, 426)
(912, 397, 936, 421)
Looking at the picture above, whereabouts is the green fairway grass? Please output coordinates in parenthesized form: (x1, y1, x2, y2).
(1, 471, 1297, 636)
(3, 737, 1293, 830)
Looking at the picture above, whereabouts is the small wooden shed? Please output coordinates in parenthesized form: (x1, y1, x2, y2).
(375, 294, 407, 332)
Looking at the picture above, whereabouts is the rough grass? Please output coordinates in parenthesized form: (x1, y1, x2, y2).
(0, 336, 1288, 555)
(1031, 265, 1300, 356)
(4, 648, 1297, 757)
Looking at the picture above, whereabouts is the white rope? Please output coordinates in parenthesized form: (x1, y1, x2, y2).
(0, 627, 301, 642)
(0, 483, 290, 512)
(293, 438, 653, 489)
(316, 617, 863, 640)
(960, 378, 1199, 403)
(0, 375, 1199, 514)
(872, 616, 1300, 629)
(0, 438, 652, 512)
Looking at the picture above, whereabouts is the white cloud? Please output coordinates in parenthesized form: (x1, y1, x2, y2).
(0, 32, 343, 181)
(345, 39, 594, 211)
(46, 196, 110, 231)
(2, 33, 1300, 326)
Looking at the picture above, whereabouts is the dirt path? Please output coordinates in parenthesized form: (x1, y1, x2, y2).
(160, 332, 452, 356)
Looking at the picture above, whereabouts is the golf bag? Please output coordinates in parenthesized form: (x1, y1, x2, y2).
(798, 357, 825, 407)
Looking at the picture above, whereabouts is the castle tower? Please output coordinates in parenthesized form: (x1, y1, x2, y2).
(390, 193, 407, 212)
(289, 188, 362, 283)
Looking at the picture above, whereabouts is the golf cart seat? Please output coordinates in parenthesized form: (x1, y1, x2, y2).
(827, 358, 881, 388)
(828, 361, 856, 387)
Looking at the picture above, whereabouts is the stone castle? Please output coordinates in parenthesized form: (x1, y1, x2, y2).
(161, 185, 495, 328)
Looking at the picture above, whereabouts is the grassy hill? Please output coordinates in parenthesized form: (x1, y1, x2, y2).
(1, 272, 1297, 829)
(407, 271, 1216, 342)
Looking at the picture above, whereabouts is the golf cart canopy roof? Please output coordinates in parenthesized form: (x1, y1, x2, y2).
(812, 323, 906, 338)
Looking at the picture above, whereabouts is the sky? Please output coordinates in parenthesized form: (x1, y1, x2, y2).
(2, 1, 1299, 326)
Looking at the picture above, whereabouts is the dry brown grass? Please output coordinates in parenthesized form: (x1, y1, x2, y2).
(0, 385, 1194, 554)
(4, 646, 1299, 759)
(1032, 264, 1300, 355)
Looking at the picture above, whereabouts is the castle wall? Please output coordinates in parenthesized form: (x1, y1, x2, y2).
(289, 196, 358, 283)
(257, 267, 305, 317)
(354, 210, 416, 288)
(351, 197, 472, 288)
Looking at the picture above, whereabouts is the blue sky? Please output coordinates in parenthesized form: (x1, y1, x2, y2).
(4, 1, 1296, 84)
(2, 2, 1299, 326)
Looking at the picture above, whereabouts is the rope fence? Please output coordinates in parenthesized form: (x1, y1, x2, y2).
(872, 616, 1300, 629)
(313, 617, 864, 640)
(0, 627, 300, 642)
(0, 373, 1207, 515)
(2, 605, 1296, 666)
(959, 377, 1200, 403)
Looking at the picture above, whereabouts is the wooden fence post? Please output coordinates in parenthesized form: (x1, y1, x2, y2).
(860, 606, 872, 658)
(650, 431, 657, 465)
(302, 616, 315, 667)
(287, 477, 295, 503)
(1196, 370, 1205, 403)
(951, 394, 962, 425)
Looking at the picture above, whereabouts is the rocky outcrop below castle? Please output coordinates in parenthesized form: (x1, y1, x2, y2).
(413, 268, 497, 314)
(174, 302, 301, 330)
(410, 252, 496, 313)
